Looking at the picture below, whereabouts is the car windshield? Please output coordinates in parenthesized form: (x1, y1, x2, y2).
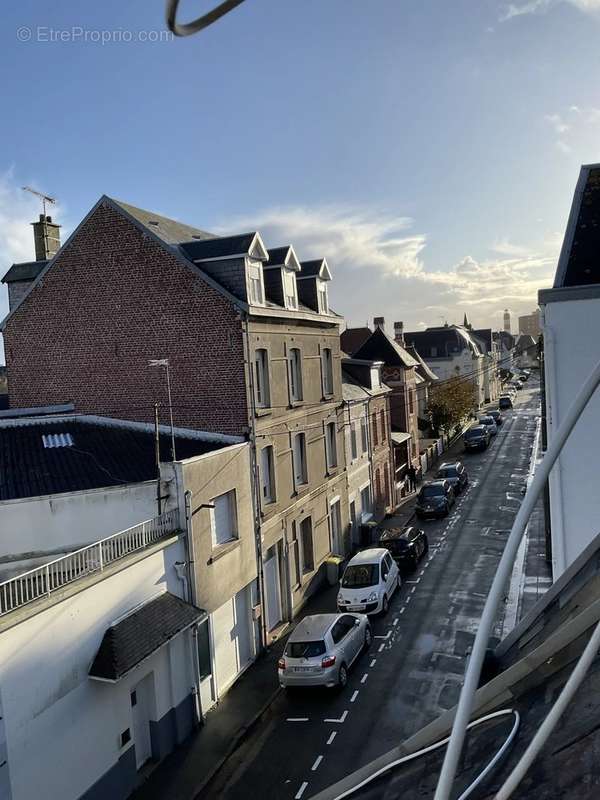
(479, 418, 493, 425)
(342, 563, 379, 588)
(287, 640, 326, 658)
(420, 485, 444, 498)
(436, 467, 457, 478)
(382, 539, 408, 552)
(465, 428, 484, 439)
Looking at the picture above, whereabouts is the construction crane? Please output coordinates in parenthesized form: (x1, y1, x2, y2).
(22, 186, 56, 217)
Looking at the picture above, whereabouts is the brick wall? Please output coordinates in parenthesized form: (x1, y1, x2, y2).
(4, 201, 249, 435)
(369, 393, 394, 516)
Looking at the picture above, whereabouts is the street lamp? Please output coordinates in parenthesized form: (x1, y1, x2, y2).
(148, 359, 177, 461)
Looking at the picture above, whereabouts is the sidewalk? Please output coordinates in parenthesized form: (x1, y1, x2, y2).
(130, 426, 468, 800)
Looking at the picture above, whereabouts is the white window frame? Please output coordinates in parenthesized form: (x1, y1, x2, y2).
(292, 432, 308, 488)
(288, 348, 304, 403)
(247, 261, 265, 305)
(360, 415, 369, 453)
(318, 280, 329, 314)
(350, 422, 358, 461)
(210, 490, 238, 547)
(360, 483, 372, 522)
(325, 421, 337, 470)
(283, 269, 298, 310)
(321, 347, 334, 396)
(260, 445, 275, 504)
(254, 348, 270, 408)
(299, 516, 314, 574)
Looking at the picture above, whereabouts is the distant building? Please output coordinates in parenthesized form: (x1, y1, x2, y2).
(518, 309, 541, 338)
(503, 308, 511, 333)
(472, 327, 501, 403)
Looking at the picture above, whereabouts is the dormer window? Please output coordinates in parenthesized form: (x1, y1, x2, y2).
(318, 281, 329, 314)
(283, 269, 298, 310)
(248, 260, 264, 305)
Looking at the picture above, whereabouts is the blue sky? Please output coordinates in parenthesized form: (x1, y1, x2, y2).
(2, 0, 600, 341)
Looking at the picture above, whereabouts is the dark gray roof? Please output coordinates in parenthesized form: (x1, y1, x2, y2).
(265, 246, 291, 267)
(89, 593, 205, 681)
(179, 232, 258, 261)
(2, 260, 48, 284)
(340, 328, 373, 356)
(554, 164, 600, 288)
(0, 418, 228, 501)
(405, 345, 439, 382)
(353, 327, 419, 369)
(299, 259, 324, 276)
(404, 326, 482, 359)
(515, 333, 536, 354)
(110, 198, 214, 245)
(472, 328, 493, 354)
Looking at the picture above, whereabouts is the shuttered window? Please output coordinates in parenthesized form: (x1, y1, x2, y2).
(211, 490, 238, 546)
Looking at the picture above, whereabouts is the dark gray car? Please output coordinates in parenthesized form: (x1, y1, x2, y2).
(435, 461, 468, 494)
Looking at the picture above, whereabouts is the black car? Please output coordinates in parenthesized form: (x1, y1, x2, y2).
(378, 526, 428, 570)
(488, 410, 503, 426)
(463, 425, 491, 452)
(434, 461, 468, 494)
(415, 479, 455, 519)
(498, 395, 513, 410)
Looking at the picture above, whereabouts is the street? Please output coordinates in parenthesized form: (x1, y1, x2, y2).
(205, 381, 541, 800)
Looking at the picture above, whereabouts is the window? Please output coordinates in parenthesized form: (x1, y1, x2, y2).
(318, 281, 329, 314)
(409, 389, 414, 415)
(325, 422, 337, 470)
(321, 347, 334, 396)
(248, 262, 264, 305)
(283, 270, 298, 309)
(290, 521, 301, 588)
(373, 416, 379, 447)
(211, 490, 238, 546)
(288, 348, 303, 402)
(254, 349, 270, 408)
(380, 409, 386, 442)
(292, 432, 308, 488)
(300, 517, 314, 573)
(331, 617, 354, 644)
(360, 485, 371, 518)
(287, 640, 325, 658)
(197, 619, 212, 680)
(260, 445, 275, 504)
(361, 416, 368, 453)
(342, 564, 379, 588)
(375, 468, 382, 503)
(350, 423, 358, 461)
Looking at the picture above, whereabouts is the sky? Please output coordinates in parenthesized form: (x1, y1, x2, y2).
(1, 0, 600, 349)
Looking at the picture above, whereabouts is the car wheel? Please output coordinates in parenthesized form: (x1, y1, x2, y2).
(364, 627, 372, 650)
(423, 535, 429, 555)
(382, 595, 389, 615)
(338, 664, 348, 689)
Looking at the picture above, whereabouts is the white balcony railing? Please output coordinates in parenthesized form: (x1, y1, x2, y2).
(0, 509, 180, 617)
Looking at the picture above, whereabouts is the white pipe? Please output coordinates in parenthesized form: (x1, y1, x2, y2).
(433, 356, 600, 800)
(496, 618, 600, 799)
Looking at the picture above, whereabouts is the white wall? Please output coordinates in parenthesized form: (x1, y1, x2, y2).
(0, 481, 158, 578)
(0, 539, 193, 800)
(543, 296, 600, 576)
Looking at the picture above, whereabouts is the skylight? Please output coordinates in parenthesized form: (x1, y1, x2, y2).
(42, 433, 74, 449)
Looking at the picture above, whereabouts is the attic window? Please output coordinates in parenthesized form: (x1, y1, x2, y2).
(42, 433, 74, 449)
(147, 220, 160, 227)
(191, 235, 203, 240)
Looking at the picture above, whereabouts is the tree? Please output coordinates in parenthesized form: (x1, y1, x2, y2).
(428, 377, 476, 435)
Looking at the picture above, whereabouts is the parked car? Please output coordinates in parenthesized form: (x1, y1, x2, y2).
(338, 548, 400, 615)
(499, 395, 513, 410)
(478, 415, 498, 436)
(278, 613, 371, 689)
(434, 461, 469, 494)
(510, 381, 522, 391)
(464, 425, 491, 452)
(415, 479, 455, 519)
(377, 525, 429, 570)
(488, 410, 503, 426)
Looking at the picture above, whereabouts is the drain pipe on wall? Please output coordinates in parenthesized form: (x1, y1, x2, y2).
(182, 485, 204, 726)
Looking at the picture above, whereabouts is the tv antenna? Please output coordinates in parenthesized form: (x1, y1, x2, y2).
(22, 186, 56, 217)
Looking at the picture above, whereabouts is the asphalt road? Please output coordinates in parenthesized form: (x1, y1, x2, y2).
(206, 380, 541, 800)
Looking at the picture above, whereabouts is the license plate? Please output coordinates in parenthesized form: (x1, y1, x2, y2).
(294, 666, 315, 673)
(349, 604, 365, 611)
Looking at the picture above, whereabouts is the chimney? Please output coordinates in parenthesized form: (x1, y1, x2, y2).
(373, 317, 385, 331)
(32, 214, 61, 261)
(394, 321, 404, 345)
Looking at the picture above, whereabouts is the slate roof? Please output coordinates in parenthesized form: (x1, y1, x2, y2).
(89, 592, 206, 681)
(0, 417, 231, 501)
(340, 327, 373, 356)
(264, 246, 292, 267)
(404, 326, 483, 359)
(2, 260, 48, 284)
(179, 232, 258, 261)
(472, 328, 493, 354)
(405, 345, 439, 383)
(554, 164, 600, 288)
(353, 327, 419, 369)
(515, 333, 536, 354)
(299, 259, 325, 277)
(341, 370, 371, 402)
(111, 198, 214, 245)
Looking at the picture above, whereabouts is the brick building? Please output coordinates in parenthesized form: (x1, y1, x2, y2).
(1, 196, 347, 641)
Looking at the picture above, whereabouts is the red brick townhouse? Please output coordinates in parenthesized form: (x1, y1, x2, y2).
(1, 196, 349, 640)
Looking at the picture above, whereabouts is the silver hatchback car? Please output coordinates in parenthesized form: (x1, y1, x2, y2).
(278, 613, 371, 689)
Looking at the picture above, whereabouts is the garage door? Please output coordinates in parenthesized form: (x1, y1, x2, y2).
(212, 585, 253, 695)
(264, 551, 283, 631)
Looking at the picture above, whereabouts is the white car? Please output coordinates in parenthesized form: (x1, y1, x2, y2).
(337, 548, 400, 615)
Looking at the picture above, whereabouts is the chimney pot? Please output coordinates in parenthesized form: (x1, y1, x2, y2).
(32, 214, 61, 261)
(394, 321, 405, 345)
(374, 317, 385, 331)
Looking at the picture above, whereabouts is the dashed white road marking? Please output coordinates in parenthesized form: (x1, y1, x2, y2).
(378, 643, 385, 652)
(287, 718, 309, 722)
(392, 617, 399, 626)
(399, 607, 405, 614)
(295, 782, 308, 799)
(370, 658, 377, 667)
(361, 673, 368, 684)
(350, 690, 359, 703)
(405, 580, 419, 584)
(374, 630, 391, 640)
(311, 755, 323, 771)
(327, 731, 337, 745)
(410, 586, 416, 594)
(324, 710, 348, 723)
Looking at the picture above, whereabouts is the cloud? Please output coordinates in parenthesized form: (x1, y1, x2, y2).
(216, 205, 556, 331)
(544, 104, 600, 155)
(500, 0, 600, 19)
(545, 114, 570, 135)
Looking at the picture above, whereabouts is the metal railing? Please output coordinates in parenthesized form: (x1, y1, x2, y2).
(0, 509, 180, 617)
